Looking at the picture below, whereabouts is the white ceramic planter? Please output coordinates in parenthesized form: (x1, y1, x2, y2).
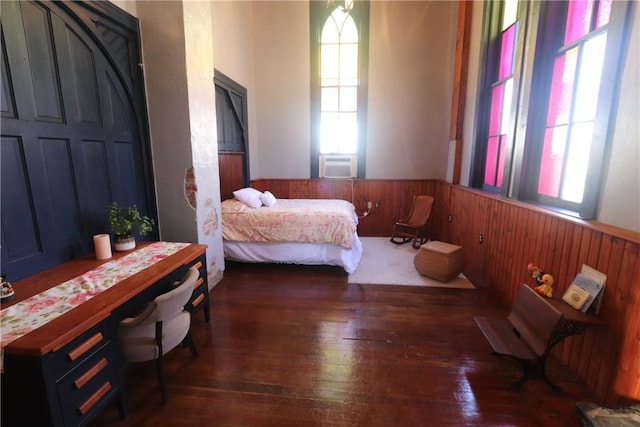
(114, 235, 136, 251)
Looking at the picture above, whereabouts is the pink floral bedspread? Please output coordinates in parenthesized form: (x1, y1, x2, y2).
(222, 199, 357, 248)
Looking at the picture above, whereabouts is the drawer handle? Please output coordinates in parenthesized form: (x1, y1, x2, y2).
(74, 358, 108, 390)
(193, 277, 204, 290)
(77, 381, 111, 415)
(68, 333, 104, 362)
(192, 261, 203, 270)
(191, 293, 205, 308)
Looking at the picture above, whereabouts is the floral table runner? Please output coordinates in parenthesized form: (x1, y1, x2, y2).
(0, 242, 189, 351)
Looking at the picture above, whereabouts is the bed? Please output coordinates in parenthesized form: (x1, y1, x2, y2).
(221, 195, 363, 274)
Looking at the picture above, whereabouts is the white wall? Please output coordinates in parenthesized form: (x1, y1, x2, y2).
(210, 1, 258, 179)
(251, 1, 311, 179)
(598, 2, 640, 231)
(137, 1, 194, 241)
(109, 0, 136, 17)
(219, 1, 458, 180)
(137, 1, 224, 283)
(367, 1, 457, 179)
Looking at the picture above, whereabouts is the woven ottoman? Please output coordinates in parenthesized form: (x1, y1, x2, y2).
(414, 241, 464, 282)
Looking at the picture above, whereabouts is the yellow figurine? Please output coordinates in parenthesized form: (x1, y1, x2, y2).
(535, 273, 554, 298)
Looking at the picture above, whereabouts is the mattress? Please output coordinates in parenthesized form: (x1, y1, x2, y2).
(221, 198, 362, 273)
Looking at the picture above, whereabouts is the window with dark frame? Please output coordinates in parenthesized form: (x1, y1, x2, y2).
(310, 0, 369, 179)
(472, 0, 631, 219)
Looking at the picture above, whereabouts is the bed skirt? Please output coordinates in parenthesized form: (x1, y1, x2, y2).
(223, 233, 363, 274)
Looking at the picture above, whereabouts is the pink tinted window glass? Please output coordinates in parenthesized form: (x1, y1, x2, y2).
(596, 0, 612, 27)
(546, 50, 577, 126)
(538, 126, 568, 197)
(484, 136, 499, 186)
(499, 24, 516, 80)
(489, 85, 504, 136)
(496, 135, 508, 187)
(564, 0, 594, 45)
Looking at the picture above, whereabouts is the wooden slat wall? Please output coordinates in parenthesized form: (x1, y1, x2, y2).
(437, 182, 640, 406)
(246, 177, 639, 405)
(251, 179, 436, 238)
(218, 153, 245, 201)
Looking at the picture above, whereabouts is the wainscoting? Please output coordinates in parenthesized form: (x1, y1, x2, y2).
(251, 178, 640, 405)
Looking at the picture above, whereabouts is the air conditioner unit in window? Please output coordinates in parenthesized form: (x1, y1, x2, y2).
(319, 155, 357, 178)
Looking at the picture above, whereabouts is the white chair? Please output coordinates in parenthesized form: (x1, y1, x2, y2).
(118, 267, 200, 402)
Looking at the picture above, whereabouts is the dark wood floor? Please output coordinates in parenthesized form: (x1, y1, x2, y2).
(92, 261, 596, 426)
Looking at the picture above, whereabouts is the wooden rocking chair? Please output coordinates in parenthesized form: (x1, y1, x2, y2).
(390, 195, 434, 248)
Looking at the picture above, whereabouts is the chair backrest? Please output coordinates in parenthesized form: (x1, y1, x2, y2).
(148, 267, 199, 323)
(508, 284, 562, 356)
(407, 195, 434, 226)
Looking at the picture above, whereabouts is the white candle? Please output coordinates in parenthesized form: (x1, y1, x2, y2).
(93, 234, 112, 260)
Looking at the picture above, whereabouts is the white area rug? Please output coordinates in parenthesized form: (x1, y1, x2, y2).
(348, 237, 475, 289)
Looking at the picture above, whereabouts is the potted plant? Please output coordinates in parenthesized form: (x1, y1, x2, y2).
(106, 201, 155, 251)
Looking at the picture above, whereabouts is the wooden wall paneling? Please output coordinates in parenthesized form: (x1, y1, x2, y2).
(539, 216, 557, 283)
(290, 180, 312, 198)
(574, 230, 603, 379)
(483, 200, 500, 292)
(615, 243, 640, 404)
(506, 204, 525, 296)
(563, 229, 597, 373)
(592, 236, 626, 401)
(496, 205, 517, 302)
(316, 179, 352, 200)
(432, 180, 451, 243)
(620, 254, 640, 404)
(605, 241, 640, 404)
(249, 179, 436, 238)
(353, 180, 383, 236)
(252, 179, 291, 199)
(580, 234, 612, 387)
(450, 187, 487, 284)
(367, 180, 391, 236)
(548, 219, 573, 361)
(218, 153, 245, 200)
(557, 225, 585, 368)
(446, 188, 463, 254)
(455, 189, 476, 282)
(528, 210, 545, 274)
(434, 182, 640, 404)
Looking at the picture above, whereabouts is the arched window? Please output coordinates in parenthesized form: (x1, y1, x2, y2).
(310, 1, 369, 178)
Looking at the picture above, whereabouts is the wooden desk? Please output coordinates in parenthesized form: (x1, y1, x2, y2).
(475, 286, 606, 391)
(545, 296, 606, 347)
(1, 242, 207, 427)
(529, 296, 605, 390)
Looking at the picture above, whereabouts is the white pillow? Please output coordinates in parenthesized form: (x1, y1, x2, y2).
(260, 191, 277, 207)
(233, 187, 263, 208)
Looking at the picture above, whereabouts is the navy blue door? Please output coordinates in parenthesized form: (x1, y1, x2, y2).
(1, 1, 155, 280)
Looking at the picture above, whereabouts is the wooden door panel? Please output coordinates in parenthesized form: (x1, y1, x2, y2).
(52, 16, 102, 127)
(111, 141, 141, 209)
(1, 1, 154, 280)
(72, 138, 112, 232)
(1, 136, 40, 262)
(40, 137, 83, 245)
(2, 1, 56, 122)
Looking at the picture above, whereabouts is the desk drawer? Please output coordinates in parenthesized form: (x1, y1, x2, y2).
(184, 257, 210, 320)
(56, 340, 121, 427)
(47, 321, 116, 374)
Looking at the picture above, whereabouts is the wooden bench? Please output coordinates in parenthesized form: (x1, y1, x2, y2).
(474, 284, 564, 390)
